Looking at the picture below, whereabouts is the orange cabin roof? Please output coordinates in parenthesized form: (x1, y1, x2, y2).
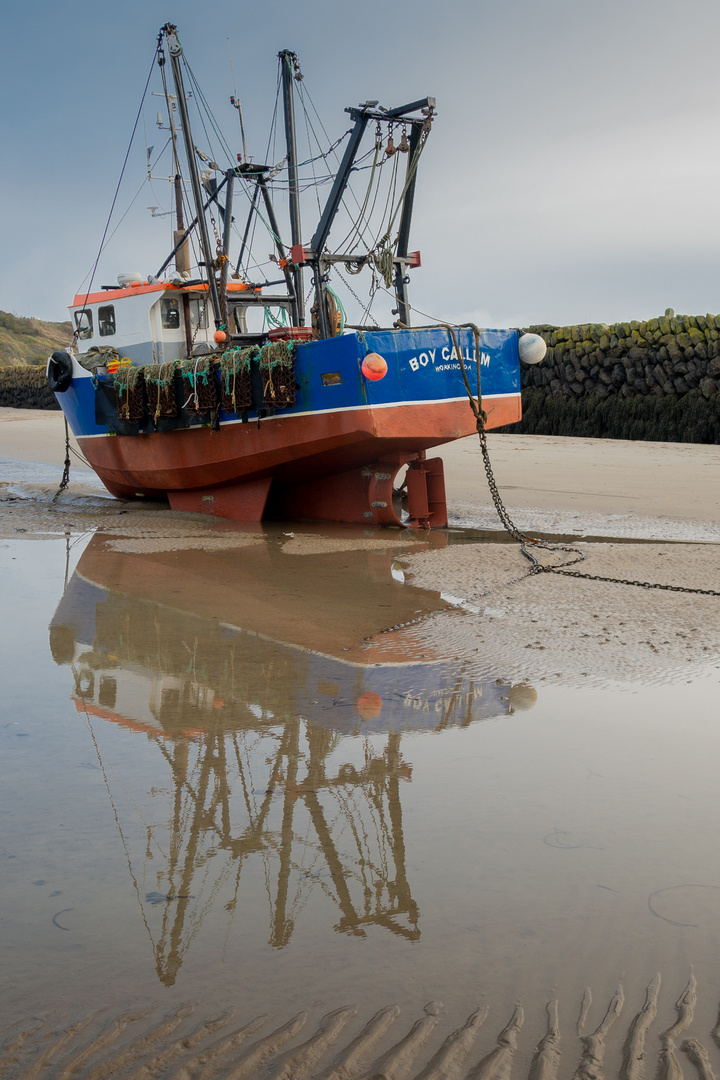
(70, 280, 261, 309)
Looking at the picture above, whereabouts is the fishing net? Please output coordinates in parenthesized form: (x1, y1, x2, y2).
(219, 346, 256, 413)
(179, 356, 218, 412)
(113, 366, 146, 421)
(259, 340, 297, 409)
(145, 362, 178, 420)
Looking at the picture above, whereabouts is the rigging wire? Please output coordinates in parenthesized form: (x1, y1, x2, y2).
(300, 86, 323, 218)
(336, 138, 382, 255)
(180, 46, 281, 246)
(384, 130, 429, 237)
(92, 138, 173, 260)
(372, 282, 447, 326)
(264, 59, 282, 169)
(295, 79, 378, 249)
(72, 42, 159, 321)
(294, 131, 350, 171)
(182, 55, 236, 166)
(226, 38, 248, 162)
(268, 145, 376, 190)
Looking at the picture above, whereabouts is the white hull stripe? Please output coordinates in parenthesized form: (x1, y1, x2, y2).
(77, 392, 520, 439)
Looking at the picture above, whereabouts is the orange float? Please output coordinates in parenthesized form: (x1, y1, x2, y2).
(361, 353, 387, 381)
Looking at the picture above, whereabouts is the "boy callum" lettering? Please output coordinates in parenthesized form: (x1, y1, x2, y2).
(407, 346, 490, 373)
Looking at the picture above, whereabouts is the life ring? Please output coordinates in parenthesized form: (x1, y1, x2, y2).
(46, 351, 74, 393)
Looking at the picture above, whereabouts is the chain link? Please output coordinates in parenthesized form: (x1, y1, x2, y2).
(52, 417, 72, 503)
(335, 266, 380, 329)
(527, 564, 720, 596)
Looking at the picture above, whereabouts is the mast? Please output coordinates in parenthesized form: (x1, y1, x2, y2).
(162, 25, 223, 328)
(173, 174, 194, 357)
(279, 50, 304, 325)
(393, 123, 422, 328)
(219, 170, 234, 330)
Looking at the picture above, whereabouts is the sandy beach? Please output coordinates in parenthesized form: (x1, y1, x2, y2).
(2, 405, 719, 686)
(2, 404, 718, 533)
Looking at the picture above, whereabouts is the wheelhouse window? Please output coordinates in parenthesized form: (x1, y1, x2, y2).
(188, 297, 208, 330)
(161, 299, 181, 329)
(74, 310, 93, 340)
(98, 305, 116, 337)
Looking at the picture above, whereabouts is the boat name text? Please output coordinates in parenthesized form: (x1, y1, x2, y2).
(408, 346, 490, 373)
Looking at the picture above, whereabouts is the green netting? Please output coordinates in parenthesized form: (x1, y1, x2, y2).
(144, 361, 178, 419)
(259, 341, 297, 408)
(113, 366, 145, 421)
(219, 346, 258, 412)
(179, 356, 218, 411)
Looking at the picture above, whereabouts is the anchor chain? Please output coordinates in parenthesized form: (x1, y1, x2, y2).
(446, 323, 720, 598)
(52, 417, 72, 503)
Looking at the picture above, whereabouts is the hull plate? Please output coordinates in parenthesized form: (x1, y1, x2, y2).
(78, 394, 520, 500)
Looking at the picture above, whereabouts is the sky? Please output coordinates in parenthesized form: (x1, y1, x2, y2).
(2, 0, 720, 330)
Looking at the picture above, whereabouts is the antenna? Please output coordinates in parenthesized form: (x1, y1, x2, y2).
(227, 39, 248, 162)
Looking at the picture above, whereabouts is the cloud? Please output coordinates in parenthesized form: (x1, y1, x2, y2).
(4, 0, 720, 327)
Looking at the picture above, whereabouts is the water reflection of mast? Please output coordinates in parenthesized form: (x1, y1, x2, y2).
(148, 719, 282, 985)
(297, 727, 418, 942)
(114, 711, 416, 985)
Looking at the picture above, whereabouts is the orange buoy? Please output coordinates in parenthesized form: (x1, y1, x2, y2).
(214, 329, 227, 344)
(361, 352, 387, 381)
(356, 691, 383, 721)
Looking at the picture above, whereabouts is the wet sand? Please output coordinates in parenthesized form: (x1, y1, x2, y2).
(2, 406, 719, 686)
(3, 409, 720, 1077)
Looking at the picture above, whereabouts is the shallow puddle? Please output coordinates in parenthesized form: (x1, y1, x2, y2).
(2, 527, 720, 1078)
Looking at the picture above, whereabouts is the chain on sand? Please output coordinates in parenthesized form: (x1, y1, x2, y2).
(52, 417, 72, 503)
(446, 323, 720, 599)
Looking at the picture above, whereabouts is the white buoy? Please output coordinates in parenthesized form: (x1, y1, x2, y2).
(518, 332, 547, 365)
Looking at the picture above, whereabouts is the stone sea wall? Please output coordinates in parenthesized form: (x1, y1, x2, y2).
(0, 365, 58, 410)
(503, 311, 720, 444)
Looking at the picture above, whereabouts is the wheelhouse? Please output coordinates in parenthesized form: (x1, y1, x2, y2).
(68, 279, 292, 365)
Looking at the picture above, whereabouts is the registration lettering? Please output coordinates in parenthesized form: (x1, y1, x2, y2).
(408, 346, 490, 373)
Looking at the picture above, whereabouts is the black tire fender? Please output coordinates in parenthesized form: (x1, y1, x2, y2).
(74, 669, 94, 699)
(46, 350, 74, 393)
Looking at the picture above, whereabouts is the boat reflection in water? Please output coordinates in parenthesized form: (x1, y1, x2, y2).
(49, 530, 536, 986)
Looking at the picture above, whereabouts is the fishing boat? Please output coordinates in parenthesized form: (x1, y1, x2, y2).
(47, 24, 545, 527)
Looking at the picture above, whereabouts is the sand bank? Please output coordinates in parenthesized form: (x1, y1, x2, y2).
(440, 433, 720, 541)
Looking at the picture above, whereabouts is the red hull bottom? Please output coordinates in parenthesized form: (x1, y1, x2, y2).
(78, 395, 520, 527)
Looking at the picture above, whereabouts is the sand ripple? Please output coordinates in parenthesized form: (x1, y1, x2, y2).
(3, 977, 718, 1080)
(396, 542, 720, 687)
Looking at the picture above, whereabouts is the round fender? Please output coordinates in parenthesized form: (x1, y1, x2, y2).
(518, 332, 547, 365)
(46, 350, 73, 393)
